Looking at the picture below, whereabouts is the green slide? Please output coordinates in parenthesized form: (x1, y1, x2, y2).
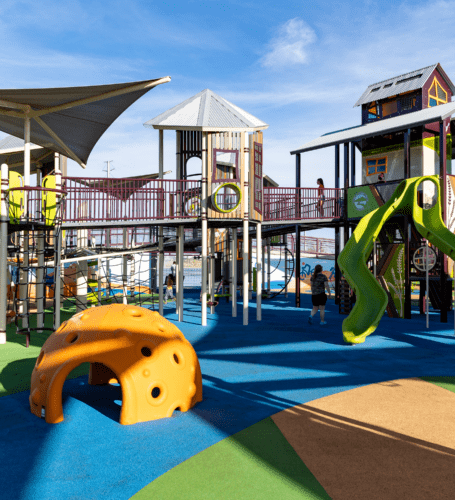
(338, 175, 455, 344)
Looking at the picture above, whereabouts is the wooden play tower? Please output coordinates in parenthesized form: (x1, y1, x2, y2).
(144, 89, 269, 325)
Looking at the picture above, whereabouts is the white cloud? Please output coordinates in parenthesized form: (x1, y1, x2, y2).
(261, 18, 316, 69)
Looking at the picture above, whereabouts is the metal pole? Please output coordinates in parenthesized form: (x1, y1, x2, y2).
(53, 156, 62, 329)
(158, 129, 164, 316)
(295, 153, 301, 308)
(122, 227, 128, 305)
(284, 234, 288, 298)
(267, 237, 271, 294)
(0, 163, 8, 344)
(201, 133, 208, 326)
(210, 228, 215, 315)
(426, 240, 429, 329)
(243, 132, 249, 326)
(231, 228, 237, 317)
(256, 222, 262, 321)
(440, 120, 448, 323)
(98, 258, 102, 304)
(178, 225, 184, 321)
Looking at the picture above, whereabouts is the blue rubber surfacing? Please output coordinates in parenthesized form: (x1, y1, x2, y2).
(1, 291, 455, 499)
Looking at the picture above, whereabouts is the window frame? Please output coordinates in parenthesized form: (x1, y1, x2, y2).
(428, 77, 448, 107)
(366, 156, 388, 177)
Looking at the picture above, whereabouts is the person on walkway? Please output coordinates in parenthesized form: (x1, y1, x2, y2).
(317, 178, 325, 217)
(164, 274, 174, 304)
(308, 264, 331, 325)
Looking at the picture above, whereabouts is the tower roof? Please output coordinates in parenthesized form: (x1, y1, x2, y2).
(144, 89, 268, 131)
(354, 63, 455, 107)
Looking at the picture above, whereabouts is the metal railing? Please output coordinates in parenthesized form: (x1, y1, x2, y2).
(263, 187, 344, 221)
(61, 177, 201, 223)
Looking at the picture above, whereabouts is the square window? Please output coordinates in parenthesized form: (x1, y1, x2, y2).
(368, 166, 376, 174)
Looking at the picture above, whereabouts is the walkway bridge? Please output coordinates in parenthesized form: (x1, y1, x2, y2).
(7, 176, 345, 230)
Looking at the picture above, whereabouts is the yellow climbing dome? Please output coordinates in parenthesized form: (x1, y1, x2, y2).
(30, 304, 203, 425)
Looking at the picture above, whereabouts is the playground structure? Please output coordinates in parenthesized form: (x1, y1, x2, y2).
(1, 63, 455, 348)
(30, 304, 202, 425)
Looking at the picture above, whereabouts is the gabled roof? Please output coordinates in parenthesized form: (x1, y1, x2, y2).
(144, 89, 268, 131)
(291, 100, 455, 154)
(354, 63, 455, 107)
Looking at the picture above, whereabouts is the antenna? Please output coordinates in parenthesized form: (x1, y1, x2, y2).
(103, 160, 115, 178)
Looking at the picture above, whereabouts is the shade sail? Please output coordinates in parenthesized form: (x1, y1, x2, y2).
(0, 77, 170, 168)
(68, 172, 172, 201)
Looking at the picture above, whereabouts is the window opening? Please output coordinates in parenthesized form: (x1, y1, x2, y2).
(396, 74, 422, 85)
(428, 77, 447, 107)
(366, 157, 387, 176)
(382, 100, 398, 117)
(212, 149, 240, 183)
(367, 101, 379, 120)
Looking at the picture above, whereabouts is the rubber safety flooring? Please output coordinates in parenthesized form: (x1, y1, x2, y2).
(1, 292, 455, 499)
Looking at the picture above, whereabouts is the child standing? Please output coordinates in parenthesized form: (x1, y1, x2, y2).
(164, 275, 174, 304)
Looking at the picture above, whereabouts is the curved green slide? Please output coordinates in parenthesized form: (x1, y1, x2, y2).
(338, 175, 455, 344)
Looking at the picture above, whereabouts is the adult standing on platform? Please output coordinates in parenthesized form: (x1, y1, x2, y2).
(308, 264, 331, 325)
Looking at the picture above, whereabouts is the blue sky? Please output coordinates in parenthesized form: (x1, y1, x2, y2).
(1, 0, 454, 237)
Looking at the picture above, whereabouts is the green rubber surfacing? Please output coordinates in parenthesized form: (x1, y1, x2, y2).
(132, 417, 331, 500)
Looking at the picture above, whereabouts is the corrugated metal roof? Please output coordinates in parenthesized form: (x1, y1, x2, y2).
(291, 100, 455, 154)
(0, 135, 29, 151)
(354, 63, 455, 107)
(144, 89, 268, 131)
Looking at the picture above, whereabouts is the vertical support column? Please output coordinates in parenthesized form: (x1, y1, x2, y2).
(343, 142, 349, 246)
(284, 234, 288, 298)
(334, 144, 340, 305)
(97, 258, 102, 304)
(295, 153, 301, 308)
(0, 163, 8, 344)
(210, 228, 215, 315)
(158, 129, 164, 316)
(178, 225, 184, 321)
(77, 261, 88, 312)
(267, 238, 271, 294)
(256, 222, 262, 320)
(440, 120, 448, 323)
(350, 142, 356, 187)
(231, 228, 237, 317)
(201, 133, 208, 326)
(36, 168, 44, 331)
(243, 133, 249, 325)
(53, 154, 62, 329)
(403, 129, 412, 319)
(122, 227, 128, 305)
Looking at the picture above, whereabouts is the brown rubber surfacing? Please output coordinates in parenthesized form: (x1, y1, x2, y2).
(272, 378, 455, 500)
